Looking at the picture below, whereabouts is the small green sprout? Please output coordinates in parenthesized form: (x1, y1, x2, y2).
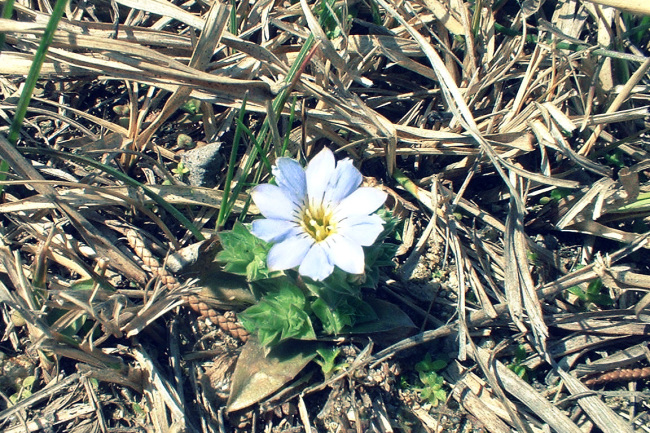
(176, 133, 193, 148)
(112, 104, 130, 117)
(10, 376, 36, 404)
(179, 99, 203, 122)
(549, 188, 571, 201)
(180, 99, 200, 115)
(172, 161, 190, 178)
(603, 149, 626, 169)
(402, 353, 448, 407)
(314, 347, 347, 379)
(567, 278, 614, 309)
(507, 344, 531, 382)
(538, 188, 572, 206)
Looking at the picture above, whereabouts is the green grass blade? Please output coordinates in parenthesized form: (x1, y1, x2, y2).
(280, 96, 298, 157)
(224, 34, 316, 223)
(6, 0, 67, 144)
(0, 0, 15, 49)
(217, 94, 248, 229)
(0, 0, 67, 191)
(493, 23, 647, 63)
(235, 118, 272, 173)
(229, 0, 238, 35)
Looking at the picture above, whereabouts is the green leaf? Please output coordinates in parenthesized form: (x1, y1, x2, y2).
(513, 344, 527, 362)
(586, 278, 603, 296)
(217, 221, 274, 281)
(419, 371, 444, 387)
(0, 0, 68, 194)
(348, 299, 415, 336)
(550, 188, 571, 201)
(22, 375, 36, 389)
(180, 98, 200, 114)
(69, 279, 96, 291)
(227, 337, 318, 412)
(420, 388, 433, 400)
(417, 370, 447, 406)
(314, 347, 343, 377)
(60, 313, 88, 337)
(567, 285, 588, 301)
(433, 388, 447, 403)
(282, 304, 316, 341)
(311, 297, 353, 334)
(416, 354, 447, 373)
(304, 269, 361, 297)
(239, 280, 316, 347)
(567, 278, 613, 307)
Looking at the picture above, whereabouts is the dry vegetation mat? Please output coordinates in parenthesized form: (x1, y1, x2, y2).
(0, 0, 649, 432)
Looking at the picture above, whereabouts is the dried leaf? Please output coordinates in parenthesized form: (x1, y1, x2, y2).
(227, 337, 318, 412)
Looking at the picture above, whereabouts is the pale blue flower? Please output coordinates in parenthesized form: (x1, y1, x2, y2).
(251, 148, 387, 281)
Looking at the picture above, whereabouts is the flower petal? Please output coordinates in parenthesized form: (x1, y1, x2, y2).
(267, 234, 313, 271)
(335, 187, 387, 219)
(324, 234, 365, 274)
(325, 158, 362, 204)
(298, 243, 334, 281)
(251, 184, 298, 220)
(273, 157, 306, 204)
(251, 219, 297, 243)
(306, 148, 335, 206)
(337, 214, 385, 246)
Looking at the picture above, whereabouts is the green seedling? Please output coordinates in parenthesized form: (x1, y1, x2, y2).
(401, 353, 448, 407)
(180, 99, 200, 115)
(550, 188, 571, 202)
(177, 99, 203, 123)
(172, 162, 190, 178)
(507, 344, 531, 382)
(603, 149, 626, 169)
(176, 134, 193, 148)
(538, 187, 572, 206)
(314, 347, 347, 379)
(567, 278, 614, 309)
(112, 104, 130, 117)
(10, 375, 36, 404)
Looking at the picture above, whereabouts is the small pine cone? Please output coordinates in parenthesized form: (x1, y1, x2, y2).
(159, 274, 181, 290)
(184, 294, 202, 316)
(183, 295, 249, 342)
(620, 367, 650, 381)
(125, 228, 180, 289)
(183, 295, 213, 322)
(584, 367, 650, 386)
(212, 310, 250, 342)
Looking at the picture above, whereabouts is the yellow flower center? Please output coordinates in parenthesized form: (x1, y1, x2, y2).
(299, 203, 336, 242)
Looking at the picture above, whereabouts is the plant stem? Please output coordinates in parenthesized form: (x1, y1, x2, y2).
(0, 0, 68, 191)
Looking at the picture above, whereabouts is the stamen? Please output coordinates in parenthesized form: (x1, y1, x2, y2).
(300, 204, 336, 242)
